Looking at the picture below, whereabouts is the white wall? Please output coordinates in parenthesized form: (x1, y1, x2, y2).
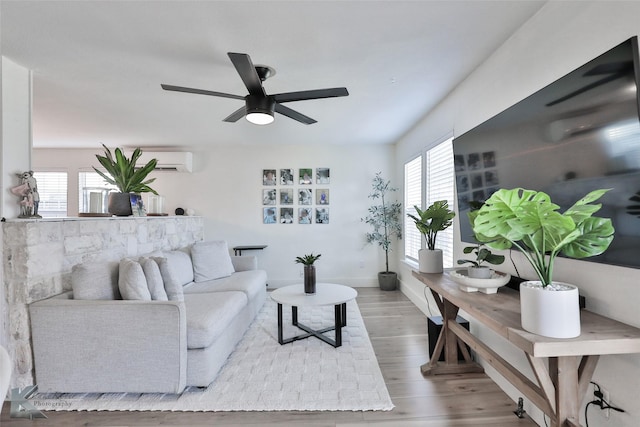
(34, 143, 398, 288)
(395, 3, 640, 427)
(1, 57, 32, 351)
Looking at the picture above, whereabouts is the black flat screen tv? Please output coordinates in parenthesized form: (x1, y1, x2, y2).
(453, 37, 640, 269)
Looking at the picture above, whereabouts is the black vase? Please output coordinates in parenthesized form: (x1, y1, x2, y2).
(107, 192, 133, 216)
(304, 265, 316, 294)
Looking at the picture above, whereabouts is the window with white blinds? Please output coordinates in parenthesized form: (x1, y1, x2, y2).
(426, 138, 455, 268)
(404, 156, 422, 261)
(32, 172, 68, 217)
(78, 171, 118, 212)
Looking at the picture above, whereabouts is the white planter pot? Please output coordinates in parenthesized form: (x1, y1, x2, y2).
(467, 266, 492, 279)
(418, 249, 443, 273)
(520, 281, 581, 339)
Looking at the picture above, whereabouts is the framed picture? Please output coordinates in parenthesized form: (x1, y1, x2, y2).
(263, 207, 277, 224)
(483, 151, 496, 168)
(298, 188, 313, 205)
(316, 168, 330, 184)
(316, 189, 329, 205)
(280, 189, 293, 205)
(454, 154, 466, 172)
(299, 168, 313, 184)
(130, 194, 145, 217)
(298, 207, 312, 224)
(485, 170, 499, 186)
(280, 208, 294, 224)
(262, 189, 276, 205)
(263, 169, 277, 186)
(467, 153, 481, 170)
(470, 172, 484, 189)
(280, 168, 294, 185)
(315, 208, 329, 224)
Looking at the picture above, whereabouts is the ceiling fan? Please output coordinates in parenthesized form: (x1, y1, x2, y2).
(161, 52, 349, 125)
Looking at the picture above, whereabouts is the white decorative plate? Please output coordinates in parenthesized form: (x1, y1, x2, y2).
(448, 269, 511, 294)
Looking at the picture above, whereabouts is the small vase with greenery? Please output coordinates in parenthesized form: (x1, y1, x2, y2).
(472, 187, 615, 338)
(94, 144, 158, 216)
(295, 253, 321, 294)
(456, 209, 504, 278)
(407, 200, 455, 273)
(362, 173, 402, 290)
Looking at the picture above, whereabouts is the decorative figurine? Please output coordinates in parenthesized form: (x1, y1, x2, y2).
(11, 171, 42, 218)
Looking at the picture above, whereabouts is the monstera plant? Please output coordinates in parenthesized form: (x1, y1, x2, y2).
(407, 200, 455, 273)
(472, 188, 614, 286)
(471, 187, 615, 338)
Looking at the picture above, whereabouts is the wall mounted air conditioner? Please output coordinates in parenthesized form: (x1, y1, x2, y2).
(137, 151, 193, 172)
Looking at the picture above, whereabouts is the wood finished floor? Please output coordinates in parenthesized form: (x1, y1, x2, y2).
(1, 287, 537, 426)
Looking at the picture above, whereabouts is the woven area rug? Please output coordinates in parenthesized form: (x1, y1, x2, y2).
(34, 297, 394, 412)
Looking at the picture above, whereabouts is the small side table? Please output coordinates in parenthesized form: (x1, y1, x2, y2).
(270, 283, 358, 348)
(232, 245, 267, 256)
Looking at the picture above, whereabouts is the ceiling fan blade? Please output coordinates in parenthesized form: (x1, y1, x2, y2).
(161, 84, 244, 100)
(273, 87, 349, 103)
(223, 106, 247, 122)
(227, 52, 266, 97)
(275, 104, 317, 125)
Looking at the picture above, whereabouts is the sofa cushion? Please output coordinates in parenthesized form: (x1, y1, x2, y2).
(140, 257, 168, 301)
(191, 241, 235, 282)
(71, 262, 120, 300)
(161, 250, 194, 286)
(183, 270, 267, 302)
(153, 257, 184, 302)
(118, 259, 152, 301)
(183, 291, 248, 349)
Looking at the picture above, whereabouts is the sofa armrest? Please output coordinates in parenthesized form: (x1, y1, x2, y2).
(231, 255, 257, 272)
(29, 298, 187, 394)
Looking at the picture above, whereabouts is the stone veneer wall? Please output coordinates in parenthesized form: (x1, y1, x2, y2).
(2, 216, 204, 388)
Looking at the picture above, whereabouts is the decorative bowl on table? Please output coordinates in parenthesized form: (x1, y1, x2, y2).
(448, 269, 511, 294)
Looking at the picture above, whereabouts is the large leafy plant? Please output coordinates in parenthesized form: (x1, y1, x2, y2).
(472, 188, 614, 287)
(362, 172, 402, 273)
(94, 144, 158, 194)
(407, 201, 455, 250)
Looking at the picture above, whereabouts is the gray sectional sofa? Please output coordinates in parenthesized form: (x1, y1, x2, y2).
(29, 240, 267, 394)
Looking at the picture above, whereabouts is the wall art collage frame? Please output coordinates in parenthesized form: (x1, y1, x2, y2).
(262, 168, 330, 224)
(454, 151, 499, 212)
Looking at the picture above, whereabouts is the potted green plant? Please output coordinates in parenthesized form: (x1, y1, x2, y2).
(456, 209, 505, 279)
(295, 253, 321, 294)
(94, 144, 158, 216)
(362, 172, 402, 291)
(457, 243, 505, 279)
(407, 201, 455, 273)
(472, 187, 615, 338)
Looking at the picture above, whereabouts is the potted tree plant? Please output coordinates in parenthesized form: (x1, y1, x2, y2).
(295, 253, 322, 294)
(407, 201, 455, 273)
(362, 172, 402, 291)
(472, 187, 615, 338)
(94, 144, 158, 216)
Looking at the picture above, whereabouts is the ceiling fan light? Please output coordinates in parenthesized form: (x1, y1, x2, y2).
(245, 95, 276, 125)
(246, 111, 274, 125)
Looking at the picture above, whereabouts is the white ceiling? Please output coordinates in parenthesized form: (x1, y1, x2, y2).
(1, 1, 546, 150)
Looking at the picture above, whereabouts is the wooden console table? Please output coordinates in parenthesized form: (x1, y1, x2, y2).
(413, 270, 640, 427)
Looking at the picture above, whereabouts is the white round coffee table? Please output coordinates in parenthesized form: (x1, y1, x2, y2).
(270, 283, 358, 347)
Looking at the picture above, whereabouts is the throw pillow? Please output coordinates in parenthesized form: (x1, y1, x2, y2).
(71, 262, 120, 300)
(153, 256, 184, 301)
(118, 259, 152, 301)
(161, 250, 194, 286)
(140, 257, 168, 301)
(191, 240, 235, 282)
